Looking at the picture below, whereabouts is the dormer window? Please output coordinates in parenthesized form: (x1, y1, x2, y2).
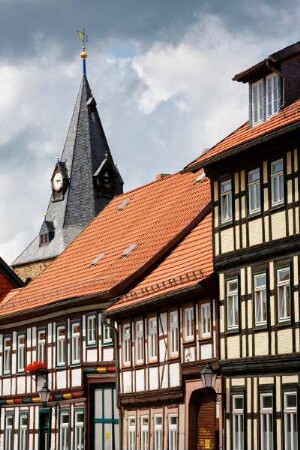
(251, 74, 280, 125)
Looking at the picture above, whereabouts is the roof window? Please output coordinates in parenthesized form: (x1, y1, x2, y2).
(117, 198, 130, 211)
(194, 172, 206, 184)
(121, 243, 138, 257)
(90, 253, 105, 267)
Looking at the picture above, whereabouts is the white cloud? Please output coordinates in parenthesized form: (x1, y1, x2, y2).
(0, 13, 299, 264)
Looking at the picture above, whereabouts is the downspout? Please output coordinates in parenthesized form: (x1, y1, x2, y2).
(101, 314, 123, 450)
(266, 60, 286, 108)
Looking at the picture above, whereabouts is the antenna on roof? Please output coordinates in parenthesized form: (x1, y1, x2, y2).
(77, 27, 88, 76)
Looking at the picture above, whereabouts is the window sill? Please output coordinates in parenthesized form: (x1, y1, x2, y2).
(148, 358, 158, 365)
(70, 362, 81, 367)
(183, 337, 195, 344)
(270, 202, 285, 213)
(199, 335, 212, 341)
(219, 220, 233, 230)
(86, 342, 97, 348)
(226, 328, 240, 335)
(248, 210, 262, 221)
(254, 324, 268, 332)
(56, 364, 67, 370)
(276, 319, 291, 329)
(102, 341, 113, 347)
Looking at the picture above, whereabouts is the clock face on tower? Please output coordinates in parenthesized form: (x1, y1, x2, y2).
(52, 172, 63, 192)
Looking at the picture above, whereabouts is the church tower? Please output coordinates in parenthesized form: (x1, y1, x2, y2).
(12, 46, 123, 282)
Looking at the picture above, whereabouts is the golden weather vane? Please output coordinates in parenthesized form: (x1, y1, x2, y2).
(77, 27, 88, 75)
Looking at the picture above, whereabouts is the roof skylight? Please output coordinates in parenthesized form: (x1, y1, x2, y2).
(195, 172, 206, 184)
(117, 198, 130, 211)
(121, 243, 138, 257)
(90, 253, 105, 267)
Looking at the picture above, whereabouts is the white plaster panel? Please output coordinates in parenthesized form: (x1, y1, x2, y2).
(271, 210, 286, 240)
(254, 333, 268, 356)
(103, 347, 114, 361)
(220, 228, 234, 254)
(159, 364, 168, 389)
(264, 215, 269, 241)
(17, 376, 26, 394)
(227, 335, 240, 359)
(219, 273, 225, 301)
(288, 208, 294, 235)
(87, 348, 97, 362)
(149, 366, 159, 390)
(184, 346, 195, 363)
(200, 344, 212, 360)
(235, 199, 239, 221)
(71, 368, 81, 387)
(135, 369, 145, 392)
(235, 226, 240, 250)
(56, 370, 67, 389)
(213, 181, 218, 202)
(242, 223, 247, 248)
(123, 371, 132, 393)
(214, 232, 219, 256)
(234, 172, 240, 193)
(277, 328, 293, 354)
(249, 218, 263, 246)
(169, 363, 180, 387)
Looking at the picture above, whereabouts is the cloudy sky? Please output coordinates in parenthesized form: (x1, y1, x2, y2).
(0, 0, 299, 264)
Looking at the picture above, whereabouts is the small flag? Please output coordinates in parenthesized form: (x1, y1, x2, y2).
(77, 30, 88, 43)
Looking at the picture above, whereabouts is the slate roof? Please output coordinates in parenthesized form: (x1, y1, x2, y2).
(0, 171, 210, 318)
(107, 210, 213, 314)
(13, 75, 123, 267)
(187, 97, 300, 170)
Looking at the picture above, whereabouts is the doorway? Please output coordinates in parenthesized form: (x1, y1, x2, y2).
(189, 388, 217, 450)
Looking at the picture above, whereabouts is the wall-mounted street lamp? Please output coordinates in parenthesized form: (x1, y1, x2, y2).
(200, 363, 217, 389)
(39, 383, 51, 408)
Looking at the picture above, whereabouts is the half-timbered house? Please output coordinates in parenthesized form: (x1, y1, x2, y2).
(187, 40, 300, 450)
(107, 184, 221, 450)
(0, 169, 212, 450)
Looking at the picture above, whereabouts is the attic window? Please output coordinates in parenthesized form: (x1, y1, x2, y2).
(121, 243, 138, 257)
(251, 73, 280, 125)
(117, 198, 130, 211)
(39, 234, 49, 246)
(90, 253, 105, 267)
(195, 172, 206, 184)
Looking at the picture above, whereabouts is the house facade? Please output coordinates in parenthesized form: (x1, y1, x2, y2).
(188, 41, 300, 450)
(0, 168, 211, 450)
(107, 201, 222, 450)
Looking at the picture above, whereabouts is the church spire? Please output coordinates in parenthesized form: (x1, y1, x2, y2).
(12, 40, 124, 281)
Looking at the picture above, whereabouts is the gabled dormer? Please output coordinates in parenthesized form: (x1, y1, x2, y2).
(233, 41, 300, 126)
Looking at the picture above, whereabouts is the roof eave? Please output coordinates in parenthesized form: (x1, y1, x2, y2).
(186, 119, 300, 172)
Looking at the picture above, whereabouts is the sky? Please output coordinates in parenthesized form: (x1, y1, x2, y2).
(0, 0, 299, 264)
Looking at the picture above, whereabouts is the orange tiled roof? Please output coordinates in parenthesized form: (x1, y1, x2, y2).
(108, 211, 213, 313)
(0, 172, 210, 318)
(189, 98, 300, 168)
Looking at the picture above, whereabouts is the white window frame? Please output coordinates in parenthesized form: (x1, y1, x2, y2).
(260, 393, 274, 450)
(220, 179, 232, 223)
(57, 325, 66, 367)
(227, 279, 239, 330)
(17, 333, 26, 373)
(128, 417, 136, 450)
(233, 395, 244, 450)
(140, 416, 149, 450)
(284, 392, 298, 450)
(154, 415, 163, 450)
(168, 415, 178, 450)
(169, 311, 179, 356)
(136, 321, 144, 364)
(184, 307, 194, 341)
(4, 414, 13, 450)
(271, 159, 284, 206)
(148, 317, 157, 361)
(266, 73, 280, 119)
(254, 273, 267, 326)
(71, 322, 81, 365)
(200, 303, 211, 338)
(123, 324, 131, 365)
(59, 410, 70, 450)
(37, 329, 46, 362)
(19, 413, 29, 450)
(86, 314, 97, 346)
(248, 168, 261, 214)
(277, 267, 291, 322)
(102, 318, 113, 345)
(252, 79, 264, 125)
(3, 336, 12, 374)
(74, 410, 85, 450)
